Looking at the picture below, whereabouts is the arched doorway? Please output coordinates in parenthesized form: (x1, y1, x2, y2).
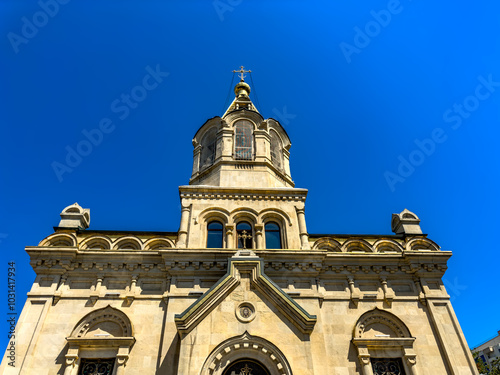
(222, 359, 270, 375)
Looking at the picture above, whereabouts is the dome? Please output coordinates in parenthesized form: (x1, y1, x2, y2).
(234, 81, 251, 97)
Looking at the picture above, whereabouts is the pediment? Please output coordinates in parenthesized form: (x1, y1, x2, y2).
(174, 253, 317, 337)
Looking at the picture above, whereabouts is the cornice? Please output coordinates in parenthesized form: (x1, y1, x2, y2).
(26, 245, 451, 278)
(179, 185, 307, 202)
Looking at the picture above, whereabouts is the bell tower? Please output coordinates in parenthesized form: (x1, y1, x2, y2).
(189, 68, 293, 188)
(176, 68, 310, 250)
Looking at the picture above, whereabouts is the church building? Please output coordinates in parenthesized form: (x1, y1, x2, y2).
(1, 68, 478, 375)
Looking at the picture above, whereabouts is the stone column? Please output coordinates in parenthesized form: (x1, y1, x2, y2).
(357, 347, 373, 375)
(54, 274, 67, 304)
(95, 276, 103, 291)
(380, 276, 394, 306)
(176, 203, 191, 248)
(192, 142, 201, 176)
(413, 276, 426, 305)
(226, 224, 234, 248)
(63, 349, 78, 375)
(404, 355, 419, 375)
(254, 129, 270, 163)
(220, 122, 234, 161)
(115, 355, 128, 375)
(295, 206, 310, 249)
(57, 274, 68, 292)
(347, 276, 360, 306)
(283, 148, 292, 179)
(255, 224, 264, 249)
(130, 275, 137, 293)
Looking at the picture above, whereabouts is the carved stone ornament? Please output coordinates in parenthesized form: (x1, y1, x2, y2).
(200, 331, 292, 375)
(236, 302, 256, 323)
(405, 355, 417, 366)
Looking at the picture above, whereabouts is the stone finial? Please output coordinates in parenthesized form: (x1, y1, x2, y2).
(391, 209, 422, 235)
(58, 203, 90, 229)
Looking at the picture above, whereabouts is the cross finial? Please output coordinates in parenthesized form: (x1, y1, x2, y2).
(233, 66, 251, 81)
(237, 230, 252, 249)
(239, 364, 252, 375)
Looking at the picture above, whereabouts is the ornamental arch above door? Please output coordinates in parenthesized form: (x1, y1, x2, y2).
(200, 332, 292, 375)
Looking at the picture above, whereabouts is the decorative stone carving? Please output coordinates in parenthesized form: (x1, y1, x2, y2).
(236, 302, 256, 323)
(200, 332, 292, 375)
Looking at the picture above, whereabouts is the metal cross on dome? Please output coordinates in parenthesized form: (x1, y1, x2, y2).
(233, 66, 251, 81)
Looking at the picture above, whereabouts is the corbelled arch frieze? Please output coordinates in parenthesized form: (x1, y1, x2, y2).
(39, 232, 77, 247)
(80, 235, 113, 250)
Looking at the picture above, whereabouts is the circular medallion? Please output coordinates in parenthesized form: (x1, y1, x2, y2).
(235, 302, 256, 323)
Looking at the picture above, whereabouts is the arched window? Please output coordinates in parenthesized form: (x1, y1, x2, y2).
(200, 127, 217, 169)
(265, 222, 282, 249)
(207, 221, 223, 248)
(237, 222, 253, 249)
(234, 120, 253, 160)
(270, 131, 283, 169)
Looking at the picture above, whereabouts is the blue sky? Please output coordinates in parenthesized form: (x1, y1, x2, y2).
(1, 0, 499, 353)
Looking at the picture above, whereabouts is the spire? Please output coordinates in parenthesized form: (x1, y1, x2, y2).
(223, 66, 259, 117)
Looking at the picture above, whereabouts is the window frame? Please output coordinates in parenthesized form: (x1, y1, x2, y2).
(236, 221, 254, 249)
(207, 220, 224, 249)
(78, 358, 116, 375)
(200, 127, 218, 170)
(264, 221, 282, 249)
(234, 120, 254, 161)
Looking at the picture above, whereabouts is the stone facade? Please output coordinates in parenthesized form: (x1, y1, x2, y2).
(1, 75, 478, 375)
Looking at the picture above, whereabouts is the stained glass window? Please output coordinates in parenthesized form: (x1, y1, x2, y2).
(79, 358, 115, 375)
(265, 222, 281, 249)
(207, 221, 223, 248)
(234, 121, 253, 160)
(222, 359, 270, 375)
(372, 358, 405, 375)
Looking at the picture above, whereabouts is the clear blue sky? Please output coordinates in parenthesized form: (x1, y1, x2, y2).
(1, 0, 499, 353)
